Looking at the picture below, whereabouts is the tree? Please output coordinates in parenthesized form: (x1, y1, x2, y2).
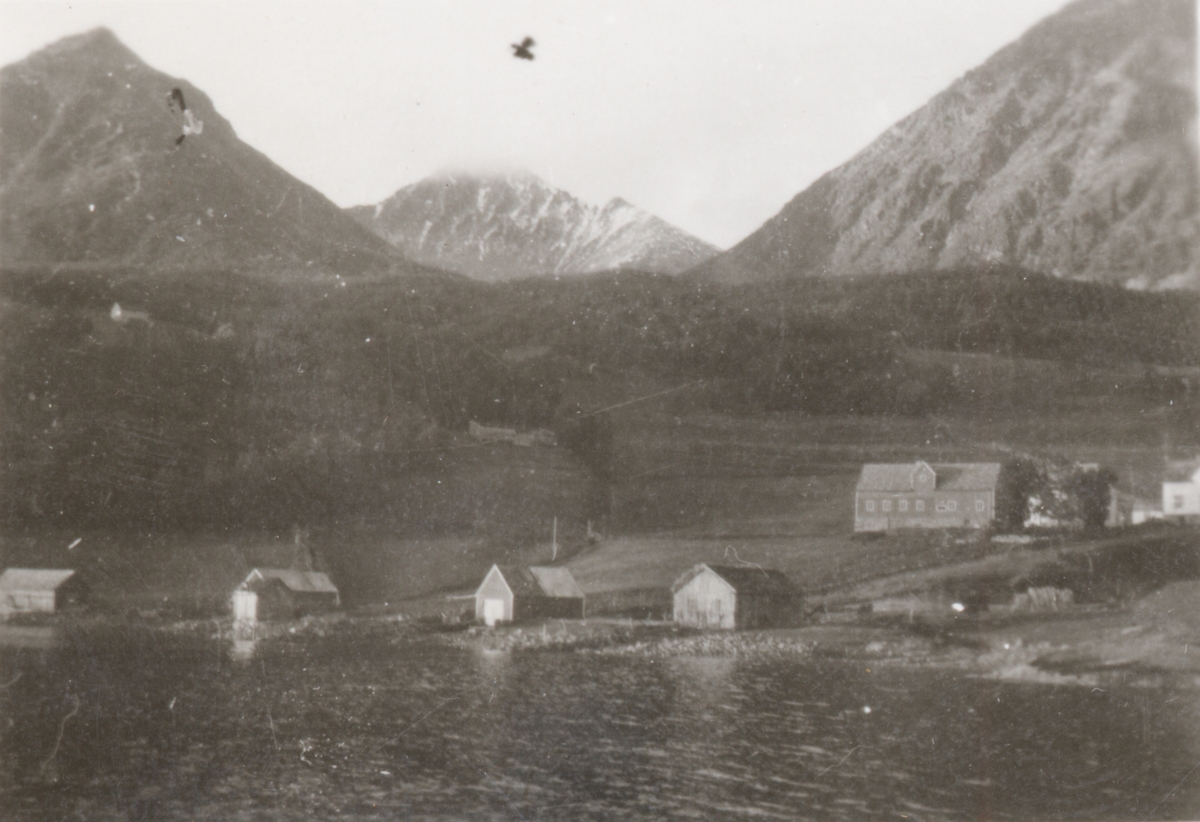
(1072, 466, 1118, 531)
(995, 458, 1046, 532)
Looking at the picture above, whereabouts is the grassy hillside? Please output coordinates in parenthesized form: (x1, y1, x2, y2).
(2, 263, 1197, 607)
(0, 435, 594, 613)
(560, 398, 1198, 614)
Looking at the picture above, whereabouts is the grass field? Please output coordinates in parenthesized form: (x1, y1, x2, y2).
(555, 380, 1199, 616)
(2, 368, 1197, 617)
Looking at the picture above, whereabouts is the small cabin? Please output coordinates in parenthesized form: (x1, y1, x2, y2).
(0, 568, 88, 616)
(474, 565, 585, 626)
(231, 568, 339, 621)
(671, 563, 802, 630)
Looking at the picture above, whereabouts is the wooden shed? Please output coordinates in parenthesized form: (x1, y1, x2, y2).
(474, 565, 585, 626)
(0, 568, 88, 616)
(671, 563, 802, 630)
(232, 568, 339, 621)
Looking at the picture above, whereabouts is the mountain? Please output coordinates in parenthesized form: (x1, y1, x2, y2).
(0, 28, 401, 274)
(348, 171, 719, 281)
(693, 0, 1199, 290)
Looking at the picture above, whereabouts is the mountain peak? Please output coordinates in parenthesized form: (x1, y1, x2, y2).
(695, 0, 1198, 289)
(28, 27, 143, 69)
(62, 26, 122, 46)
(349, 173, 718, 281)
(0, 28, 401, 274)
(604, 197, 634, 211)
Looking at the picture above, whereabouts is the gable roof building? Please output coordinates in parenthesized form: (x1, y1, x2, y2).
(232, 568, 339, 621)
(0, 568, 88, 615)
(1163, 461, 1200, 519)
(474, 565, 585, 626)
(671, 563, 802, 630)
(855, 461, 1002, 532)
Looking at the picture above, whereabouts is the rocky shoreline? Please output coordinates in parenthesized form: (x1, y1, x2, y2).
(440, 581, 1200, 689)
(12, 579, 1194, 691)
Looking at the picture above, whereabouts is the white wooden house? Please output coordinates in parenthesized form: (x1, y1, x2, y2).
(855, 461, 1001, 532)
(1163, 462, 1200, 519)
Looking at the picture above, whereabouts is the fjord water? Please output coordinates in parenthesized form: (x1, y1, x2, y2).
(2, 625, 1197, 821)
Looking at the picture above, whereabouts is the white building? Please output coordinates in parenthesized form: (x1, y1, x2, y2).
(1163, 462, 1200, 519)
(0, 568, 87, 615)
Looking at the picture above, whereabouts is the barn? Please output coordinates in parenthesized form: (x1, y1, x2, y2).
(231, 568, 340, 621)
(671, 563, 802, 630)
(474, 565, 585, 626)
(0, 568, 88, 616)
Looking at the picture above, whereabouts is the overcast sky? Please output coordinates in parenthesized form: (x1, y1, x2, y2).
(2, 0, 1073, 247)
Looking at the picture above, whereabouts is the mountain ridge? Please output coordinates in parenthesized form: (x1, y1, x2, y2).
(0, 28, 403, 275)
(691, 0, 1199, 290)
(348, 171, 719, 281)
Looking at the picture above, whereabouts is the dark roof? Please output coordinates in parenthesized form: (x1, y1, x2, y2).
(491, 565, 584, 599)
(529, 567, 585, 598)
(856, 462, 1000, 492)
(242, 568, 338, 595)
(0, 568, 78, 592)
(671, 563, 797, 596)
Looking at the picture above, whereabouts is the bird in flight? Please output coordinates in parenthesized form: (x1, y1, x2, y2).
(167, 87, 204, 146)
(511, 36, 535, 60)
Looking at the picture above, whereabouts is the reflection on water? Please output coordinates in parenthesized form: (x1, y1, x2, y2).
(228, 638, 257, 662)
(0, 625, 57, 650)
(672, 654, 735, 692)
(1, 623, 1198, 821)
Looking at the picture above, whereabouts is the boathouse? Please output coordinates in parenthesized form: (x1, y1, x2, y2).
(0, 568, 88, 616)
(671, 563, 802, 630)
(474, 565, 585, 626)
(231, 568, 339, 621)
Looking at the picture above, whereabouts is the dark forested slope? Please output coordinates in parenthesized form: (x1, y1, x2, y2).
(3, 264, 1196, 532)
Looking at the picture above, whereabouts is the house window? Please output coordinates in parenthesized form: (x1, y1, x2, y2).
(899, 500, 908, 512)
(976, 499, 985, 512)
(915, 500, 925, 512)
(1175, 495, 1186, 510)
(948, 500, 957, 512)
(865, 500, 875, 512)
(882, 500, 892, 512)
